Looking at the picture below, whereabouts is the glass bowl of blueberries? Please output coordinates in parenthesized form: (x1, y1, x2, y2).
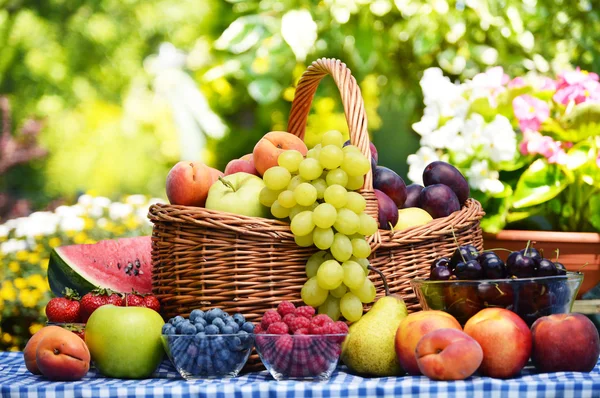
(161, 308, 255, 379)
(410, 244, 584, 326)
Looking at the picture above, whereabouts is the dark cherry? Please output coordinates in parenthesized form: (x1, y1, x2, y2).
(454, 259, 483, 280)
(430, 257, 451, 271)
(450, 245, 479, 272)
(443, 284, 484, 324)
(430, 266, 453, 281)
(535, 258, 558, 277)
(519, 247, 542, 261)
(515, 284, 552, 326)
(554, 262, 567, 275)
(481, 256, 506, 279)
(506, 251, 536, 278)
(477, 251, 499, 264)
(477, 282, 514, 307)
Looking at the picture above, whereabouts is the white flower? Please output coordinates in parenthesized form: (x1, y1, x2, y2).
(109, 202, 133, 220)
(0, 224, 9, 238)
(97, 218, 108, 228)
(92, 196, 112, 208)
(136, 207, 152, 225)
(281, 10, 317, 62)
(460, 114, 489, 155)
(407, 146, 440, 185)
(465, 159, 504, 194)
(419, 68, 468, 118)
(421, 117, 464, 150)
(481, 115, 517, 163)
(412, 106, 440, 136)
(77, 194, 94, 207)
(60, 216, 85, 232)
(1, 238, 28, 254)
(125, 194, 148, 206)
(15, 212, 58, 238)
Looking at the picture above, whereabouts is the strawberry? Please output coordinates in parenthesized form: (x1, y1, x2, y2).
(45, 288, 81, 323)
(142, 295, 160, 312)
(125, 292, 144, 307)
(80, 288, 123, 322)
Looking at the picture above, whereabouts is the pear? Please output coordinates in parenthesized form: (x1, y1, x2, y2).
(341, 294, 408, 376)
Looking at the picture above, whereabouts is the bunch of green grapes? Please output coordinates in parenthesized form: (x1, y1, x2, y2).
(259, 130, 379, 322)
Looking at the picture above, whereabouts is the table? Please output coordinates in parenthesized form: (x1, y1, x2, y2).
(1, 351, 599, 397)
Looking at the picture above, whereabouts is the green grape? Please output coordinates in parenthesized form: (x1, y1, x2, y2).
(346, 175, 365, 191)
(324, 184, 348, 208)
(278, 149, 304, 173)
(306, 144, 322, 160)
(342, 145, 362, 156)
(330, 233, 353, 262)
(259, 187, 281, 207)
(311, 178, 328, 200)
(345, 192, 366, 214)
(288, 175, 306, 191)
(312, 203, 337, 229)
(351, 277, 376, 303)
(342, 152, 371, 177)
(301, 277, 328, 307)
(326, 168, 348, 187)
(313, 227, 334, 250)
(340, 292, 363, 322)
(353, 257, 371, 275)
(294, 233, 314, 247)
(342, 260, 366, 290)
(271, 200, 290, 219)
(290, 204, 318, 220)
(290, 210, 315, 236)
(358, 212, 378, 236)
(294, 183, 318, 207)
(278, 190, 296, 208)
(330, 283, 348, 298)
(316, 259, 344, 290)
(333, 208, 360, 235)
(298, 158, 323, 181)
(351, 238, 372, 259)
(318, 294, 341, 321)
(263, 166, 292, 191)
(306, 251, 328, 278)
(319, 145, 344, 169)
(321, 130, 344, 148)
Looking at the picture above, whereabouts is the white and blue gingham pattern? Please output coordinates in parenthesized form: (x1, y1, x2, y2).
(1, 351, 599, 397)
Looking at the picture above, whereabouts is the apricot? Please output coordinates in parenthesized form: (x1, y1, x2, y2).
(36, 327, 91, 381)
(395, 310, 462, 375)
(252, 131, 308, 175)
(24, 325, 64, 375)
(416, 328, 483, 381)
(165, 161, 222, 207)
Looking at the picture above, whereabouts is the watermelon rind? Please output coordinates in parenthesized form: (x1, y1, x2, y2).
(48, 248, 98, 297)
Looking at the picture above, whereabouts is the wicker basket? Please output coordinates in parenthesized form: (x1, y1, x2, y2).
(148, 57, 485, 318)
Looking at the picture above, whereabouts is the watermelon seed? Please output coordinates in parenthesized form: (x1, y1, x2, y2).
(133, 269, 139, 276)
(135, 259, 141, 268)
(117, 263, 121, 269)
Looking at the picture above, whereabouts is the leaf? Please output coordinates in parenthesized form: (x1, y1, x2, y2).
(565, 140, 595, 170)
(248, 78, 282, 104)
(589, 194, 600, 231)
(563, 102, 600, 129)
(512, 158, 571, 208)
(495, 86, 533, 118)
(468, 97, 496, 121)
(214, 16, 266, 54)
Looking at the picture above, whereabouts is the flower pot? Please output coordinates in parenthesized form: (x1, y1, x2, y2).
(483, 230, 600, 298)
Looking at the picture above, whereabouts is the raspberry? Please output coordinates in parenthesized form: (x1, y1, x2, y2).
(266, 321, 289, 335)
(295, 306, 315, 319)
(310, 322, 337, 335)
(294, 327, 309, 335)
(282, 313, 296, 328)
(334, 321, 349, 334)
(254, 324, 264, 334)
(288, 316, 310, 332)
(274, 334, 293, 355)
(277, 301, 296, 317)
(311, 314, 333, 327)
(260, 309, 282, 330)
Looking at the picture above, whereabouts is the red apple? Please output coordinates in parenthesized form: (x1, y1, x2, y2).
(224, 153, 259, 176)
(464, 308, 532, 379)
(416, 328, 483, 381)
(531, 313, 600, 373)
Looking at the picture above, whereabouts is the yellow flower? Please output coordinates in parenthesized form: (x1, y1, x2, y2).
(114, 226, 126, 236)
(14, 278, 26, 289)
(28, 252, 41, 264)
(40, 259, 49, 271)
(0, 281, 16, 301)
(2, 333, 12, 343)
(48, 237, 62, 248)
(8, 261, 20, 273)
(9, 346, 20, 352)
(19, 289, 41, 308)
(29, 323, 44, 335)
(73, 232, 87, 244)
(16, 251, 29, 261)
(85, 239, 96, 244)
(84, 217, 95, 230)
(125, 217, 139, 230)
(27, 274, 48, 291)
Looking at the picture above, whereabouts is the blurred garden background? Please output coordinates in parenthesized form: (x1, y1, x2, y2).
(1, 0, 599, 350)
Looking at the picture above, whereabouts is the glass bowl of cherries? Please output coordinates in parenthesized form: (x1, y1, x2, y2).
(410, 244, 584, 326)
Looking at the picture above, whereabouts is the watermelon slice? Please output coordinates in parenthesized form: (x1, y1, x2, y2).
(48, 236, 153, 297)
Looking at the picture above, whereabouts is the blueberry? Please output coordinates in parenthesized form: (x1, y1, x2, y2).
(205, 308, 224, 323)
(162, 324, 174, 334)
(227, 336, 243, 351)
(190, 309, 205, 322)
(194, 323, 205, 333)
(226, 321, 240, 333)
(241, 321, 255, 333)
(232, 313, 246, 326)
(216, 349, 231, 362)
(173, 316, 185, 325)
(211, 336, 226, 351)
(205, 324, 219, 335)
(182, 322, 197, 335)
(197, 335, 209, 350)
(221, 325, 234, 334)
(193, 318, 207, 327)
(175, 321, 190, 334)
(212, 317, 225, 329)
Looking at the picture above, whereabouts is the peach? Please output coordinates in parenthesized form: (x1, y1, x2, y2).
(464, 308, 532, 378)
(165, 161, 223, 207)
(252, 131, 308, 175)
(36, 326, 91, 381)
(24, 325, 64, 375)
(395, 310, 462, 375)
(531, 313, 600, 373)
(224, 153, 259, 176)
(416, 328, 483, 381)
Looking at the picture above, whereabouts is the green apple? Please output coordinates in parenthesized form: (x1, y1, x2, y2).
(85, 305, 165, 379)
(205, 172, 269, 218)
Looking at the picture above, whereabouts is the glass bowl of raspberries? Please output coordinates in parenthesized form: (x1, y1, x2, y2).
(161, 308, 255, 379)
(253, 301, 349, 381)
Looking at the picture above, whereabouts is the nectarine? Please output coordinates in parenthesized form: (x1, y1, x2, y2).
(253, 131, 308, 175)
(224, 154, 259, 176)
(395, 310, 462, 375)
(464, 308, 532, 378)
(36, 326, 91, 380)
(165, 161, 223, 207)
(416, 328, 483, 381)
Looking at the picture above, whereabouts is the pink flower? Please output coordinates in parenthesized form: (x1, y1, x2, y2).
(553, 68, 600, 105)
(519, 130, 567, 165)
(513, 95, 550, 132)
(508, 77, 526, 89)
(538, 77, 557, 91)
(597, 150, 600, 168)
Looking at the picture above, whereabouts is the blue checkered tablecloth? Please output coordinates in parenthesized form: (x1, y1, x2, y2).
(1, 351, 599, 397)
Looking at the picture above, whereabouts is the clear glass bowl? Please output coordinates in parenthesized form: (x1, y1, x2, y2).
(411, 272, 584, 326)
(254, 334, 347, 381)
(161, 333, 254, 379)
(46, 322, 86, 339)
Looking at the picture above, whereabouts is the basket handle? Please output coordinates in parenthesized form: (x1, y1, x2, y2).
(287, 58, 373, 192)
